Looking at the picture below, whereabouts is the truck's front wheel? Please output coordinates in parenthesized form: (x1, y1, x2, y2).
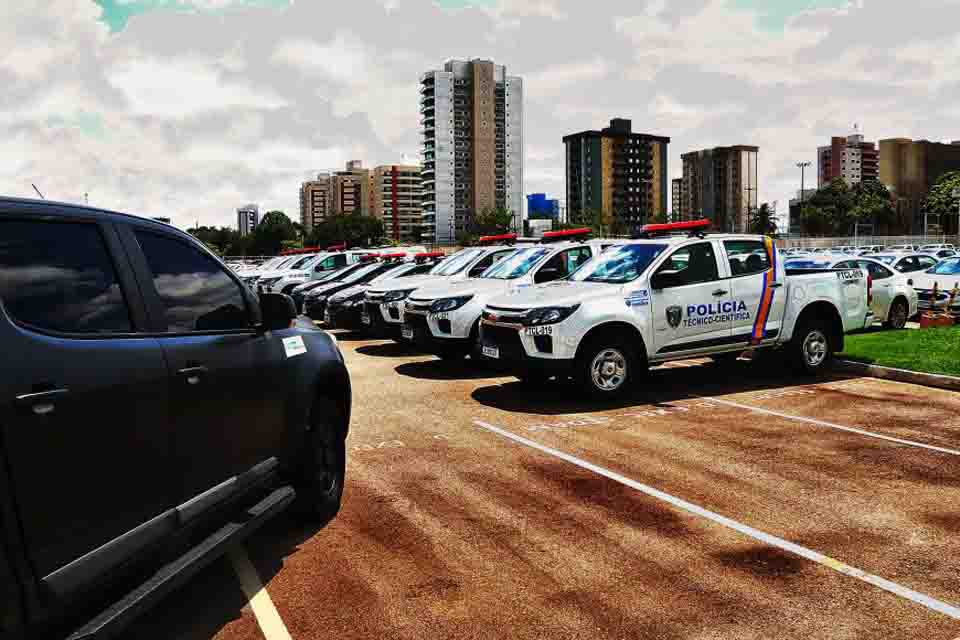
(294, 398, 346, 523)
(575, 336, 637, 400)
(789, 319, 834, 376)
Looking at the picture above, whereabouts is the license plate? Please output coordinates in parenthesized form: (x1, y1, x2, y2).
(401, 326, 414, 340)
(361, 312, 371, 325)
(482, 345, 500, 359)
(524, 325, 553, 336)
(429, 312, 450, 321)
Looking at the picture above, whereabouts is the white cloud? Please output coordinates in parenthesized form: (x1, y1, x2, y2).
(524, 58, 610, 96)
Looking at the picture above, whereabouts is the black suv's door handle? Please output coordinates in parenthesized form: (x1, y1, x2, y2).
(15, 389, 70, 416)
(712, 289, 729, 297)
(177, 366, 208, 386)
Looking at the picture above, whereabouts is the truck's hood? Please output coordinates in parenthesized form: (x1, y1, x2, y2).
(411, 278, 510, 301)
(367, 274, 443, 295)
(486, 280, 619, 309)
(911, 272, 960, 291)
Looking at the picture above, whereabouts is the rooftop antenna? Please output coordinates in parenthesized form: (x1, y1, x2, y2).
(31, 183, 45, 200)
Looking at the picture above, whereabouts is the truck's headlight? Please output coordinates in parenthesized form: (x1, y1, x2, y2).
(430, 295, 473, 313)
(525, 304, 580, 326)
(384, 288, 415, 302)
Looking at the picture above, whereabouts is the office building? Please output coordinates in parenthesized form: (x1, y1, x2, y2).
(818, 132, 879, 187)
(671, 178, 682, 222)
(526, 193, 559, 219)
(420, 59, 524, 243)
(236, 204, 259, 236)
(299, 160, 374, 234)
(680, 145, 759, 233)
(373, 164, 423, 242)
(564, 118, 669, 234)
(880, 138, 960, 233)
(300, 174, 332, 233)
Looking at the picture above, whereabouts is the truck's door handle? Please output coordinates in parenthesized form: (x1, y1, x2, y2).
(177, 366, 208, 386)
(712, 289, 728, 297)
(15, 389, 70, 416)
(769, 283, 783, 289)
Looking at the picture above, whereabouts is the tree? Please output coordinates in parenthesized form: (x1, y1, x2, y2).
(473, 206, 515, 236)
(849, 180, 895, 233)
(921, 171, 960, 235)
(748, 203, 778, 235)
(250, 210, 298, 255)
(800, 178, 852, 236)
(305, 214, 385, 249)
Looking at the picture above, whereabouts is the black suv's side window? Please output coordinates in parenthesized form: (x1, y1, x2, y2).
(0, 219, 132, 334)
(135, 230, 250, 333)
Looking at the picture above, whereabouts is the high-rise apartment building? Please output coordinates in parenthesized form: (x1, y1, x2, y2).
(300, 174, 332, 233)
(299, 160, 374, 234)
(818, 132, 879, 187)
(681, 145, 759, 233)
(671, 178, 682, 222)
(563, 119, 669, 234)
(880, 138, 960, 233)
(373, 164, 423, 242)
(237, 204, 259, 236)
(420, 59, 523, 243)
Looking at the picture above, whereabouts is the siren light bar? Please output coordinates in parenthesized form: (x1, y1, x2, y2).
(541, 227, 591, 242)
(327, 243, 347, 251)
(478, 233, 517, 246)
(638, 218, 711, 238)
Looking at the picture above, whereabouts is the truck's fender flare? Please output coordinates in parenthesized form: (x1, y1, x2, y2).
(786, 300, 845, 353)
(576, 320, 649, 365)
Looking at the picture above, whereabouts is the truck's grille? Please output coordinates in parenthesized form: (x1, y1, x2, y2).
(480, 324, 524, 359)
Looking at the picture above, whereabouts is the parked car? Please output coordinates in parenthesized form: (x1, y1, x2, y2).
(886, 244, 918, 252)
(304, 259, 407, 322)
(856, 245, 884, 255)
(402, 231, 621, 359)
(869, 252, 939, 274)
(911, 257, 960, 315)
(0, 198, 351, 639)
(479, 220, 874, 398)
(785, 255, 918, 329)
(363, 240, 519, 338)
(919, 243, 955, 253)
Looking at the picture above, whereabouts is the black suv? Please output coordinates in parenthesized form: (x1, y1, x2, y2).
(0, 198, 351, 639)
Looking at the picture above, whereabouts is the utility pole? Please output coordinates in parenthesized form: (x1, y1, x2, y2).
(797, 161, 811, 241)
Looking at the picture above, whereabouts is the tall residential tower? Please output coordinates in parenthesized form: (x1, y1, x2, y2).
(681, 145, 759, 233)
(420, 59, 523, 243)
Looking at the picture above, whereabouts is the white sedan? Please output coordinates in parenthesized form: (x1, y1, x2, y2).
(785, 255, 918, 329)
(869, 252, 939, 274)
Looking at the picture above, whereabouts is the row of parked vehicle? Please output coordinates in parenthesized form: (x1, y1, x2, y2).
(783, 242, 957, 259)
(298, 221, 880, 399)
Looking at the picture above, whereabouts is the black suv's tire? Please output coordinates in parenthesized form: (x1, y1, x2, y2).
(575, 335, 639, 400)
(884, 298, 909, 330)
(789, 317, 834, 376)
(294, 399, 346, 523)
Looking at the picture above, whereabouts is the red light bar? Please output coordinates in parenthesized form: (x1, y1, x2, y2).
(542, 227, 591, 241)
(327, 243, 346, 251)
(415, 251, 445, 258)
(359, 253, 379, 262)
(640, 218, 711, 235)
(381, 252, 407, 259)
(478, 233, 517, 245)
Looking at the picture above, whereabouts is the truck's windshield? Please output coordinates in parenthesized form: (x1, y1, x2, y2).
(430, 249, 484, 276)
(571, 243, 667, 283)
(481, 247, 551, 279)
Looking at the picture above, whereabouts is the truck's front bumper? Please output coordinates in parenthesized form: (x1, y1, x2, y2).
(476, 321, 574, 377)
(401, 310, 473, 354)
(325, 301, 365, 331)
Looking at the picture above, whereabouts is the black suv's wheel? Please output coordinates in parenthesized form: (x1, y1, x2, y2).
(294, 399, 346, 523)
(575, 336, 639, 400)
(884, 298, 908, 330)
(789, 317, 834, 376)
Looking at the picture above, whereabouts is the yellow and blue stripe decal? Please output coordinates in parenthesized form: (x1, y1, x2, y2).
(750, 237, 778, 345)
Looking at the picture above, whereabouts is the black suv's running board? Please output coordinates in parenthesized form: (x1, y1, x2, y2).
(67, 485, 296, 640)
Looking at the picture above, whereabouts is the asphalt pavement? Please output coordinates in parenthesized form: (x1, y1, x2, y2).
(130, 332, 960, 639)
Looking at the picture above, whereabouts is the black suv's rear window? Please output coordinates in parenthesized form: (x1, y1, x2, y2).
(0, 219, 132, 334)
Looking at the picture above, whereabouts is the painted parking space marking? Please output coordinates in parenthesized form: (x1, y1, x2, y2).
(229, 548, 292, 640)
(696, 395, 960, 457)
(473, 419, 960, 621)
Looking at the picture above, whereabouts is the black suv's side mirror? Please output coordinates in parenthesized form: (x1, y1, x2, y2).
(259, 292, 296, 331)
(651, 270, 680, 290)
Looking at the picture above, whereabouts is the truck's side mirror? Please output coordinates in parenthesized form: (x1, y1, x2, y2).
(651, 271, 680, 290)
(258, 292, 296, 331)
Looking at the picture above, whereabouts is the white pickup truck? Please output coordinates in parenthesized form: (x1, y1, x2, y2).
(479, 221, 874, 399)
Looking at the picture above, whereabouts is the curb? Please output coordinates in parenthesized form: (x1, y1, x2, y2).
(837, 359, 960, 392)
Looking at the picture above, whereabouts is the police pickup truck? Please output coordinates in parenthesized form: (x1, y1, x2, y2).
(0, 198, 351, 639)
(362, 238, 518, 338)
(479, 220, 874, 398)
(402, 229, 620, 359)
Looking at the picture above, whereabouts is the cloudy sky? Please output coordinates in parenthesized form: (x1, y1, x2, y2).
(3, 0, 960, 229)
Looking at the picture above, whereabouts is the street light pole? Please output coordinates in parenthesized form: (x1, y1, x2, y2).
(797, 162, 811, 238)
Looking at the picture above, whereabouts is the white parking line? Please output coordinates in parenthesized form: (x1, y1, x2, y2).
(698, 395, 960, 457)
(474, 419, 960, 621)
(229, 547, 293, 640)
